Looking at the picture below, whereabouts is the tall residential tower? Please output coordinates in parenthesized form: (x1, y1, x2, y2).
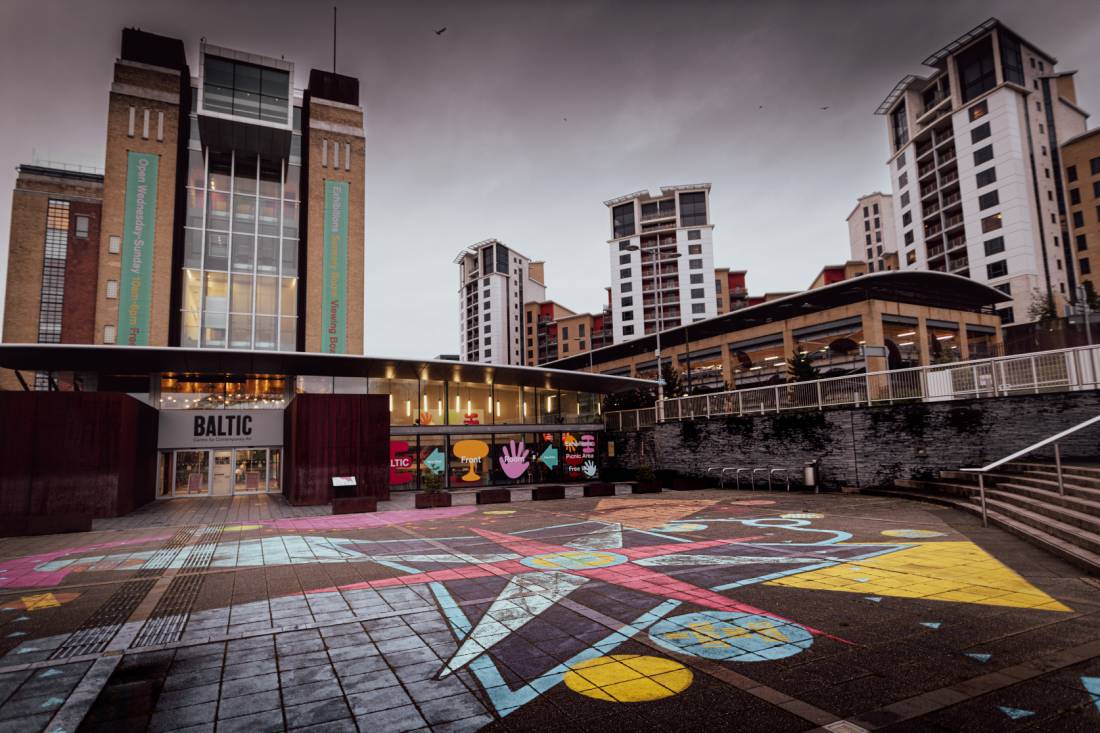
(876, 18, 1089, 323)
(846, 192, 898, 273)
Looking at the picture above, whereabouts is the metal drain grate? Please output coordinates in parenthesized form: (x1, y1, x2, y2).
(51, 528, 197, 659)
(130, 525, 226, 648)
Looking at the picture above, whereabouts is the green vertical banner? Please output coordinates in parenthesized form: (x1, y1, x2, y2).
(322, 179, 349, 353)
(117, 151, 159, 345)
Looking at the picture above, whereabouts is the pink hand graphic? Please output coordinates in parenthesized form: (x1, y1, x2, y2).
(499, 440, 531, 479)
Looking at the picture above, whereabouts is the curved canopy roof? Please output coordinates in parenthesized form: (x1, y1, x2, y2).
(548, 270, 1009, 371)
(0, 344, 652, 393)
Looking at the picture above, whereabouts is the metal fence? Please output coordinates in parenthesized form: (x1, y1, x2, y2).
(605, 343, 1100, 427)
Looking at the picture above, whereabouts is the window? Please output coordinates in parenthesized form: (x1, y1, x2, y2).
(873, 203, 880, 215)
(864, 220, 870, 232)
(1068, 165, 1078, 182)
(981, 213, 1003, 233)
(618, 240, 631, 251)
(689, 259, 702, 270)
(904, 230, 914, 245)
(203, 54, 290, 124)
(622, 311, 633, 321)
(1081, 258, 1092, 275)
(679, 192, 707, 226)
(688, 243, 702, 255)
(901, 192, 910, 206)
(691, 288, 704, 298)
(906, 250, 917, 264)
(995, 283, 1011, 296)
(968, 100, 988, 122)
(108, 235, 121, 254)
(687, 230, 701, 240)
(561, 327, 568, 340)
(621, 296, 633, 307)
(106, 280, 118, 299)
(1078, 235, 1088, 251)
(579, 324, 585, 337)
(865, 234, 871, 245)
(897, 152, 906, 169)
(612, 203, 635, 238)
(976, 168, 997, 188)
(619, 253, 631, 264)
(620, 281, 632, 293)
(690, 273, 703, 284)
(862, 206, 869, 218)
(691, 303, 705, 314)
(986, 260, 1008, 278)
(619, 268, 630, 278)
(979, 191, 1000, 210)
(1070, 188, 1082, 205)
(622, 325, 634, 336)
(997, 307, 1015, 324)
(1094, 181, 1100, 198)
(902, 211, 911, 226)
(876, 231, 882, 243)
(1091, 157, 1100, 176)
(984, 236, 1005, 256)
(103, 325, 116, 344)
(873, 217, 880, 228)
(1074, 211, 1085, 227)
(890, 102, 909, 150)
(899, 172, 908, 188)
(970, 122, 992, 144)
(957, 37, 996, 102)
(999, 31, 1025, 85)
(74, 215, 90, 239)
(973, 145, 994, 166)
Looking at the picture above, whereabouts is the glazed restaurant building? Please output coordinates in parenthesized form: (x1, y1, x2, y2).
(0, 345, 648, 515)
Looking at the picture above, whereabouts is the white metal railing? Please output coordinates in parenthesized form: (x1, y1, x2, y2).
(605, 343, 1100, 427)
(961, 413, 1100, 527)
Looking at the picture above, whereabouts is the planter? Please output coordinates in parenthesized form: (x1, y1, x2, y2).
(0, 513, 92, 537)
(415, 492, 452, 509)
(332, 497, 377, 515)
(476, 489, 512, 505)
(583, 482, 616, 497)
(631, 481, 662, 494)
(671, 477, 706, 491)
(532, 485, 565, 501)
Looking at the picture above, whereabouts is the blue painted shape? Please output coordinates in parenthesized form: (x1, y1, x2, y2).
(865, 596, 882, 603)
(7, 632, 26, 637)
(41, 697, 64, 709)
(538, 445, 559, 470)
(14, 616, 29, 622)
(998, 706, 1034, 720)
(648, 611, 812, 662)
(424, 449, 446, 475)
(854, 577, 870, 583)
(39, 668, 63, 678)
(965, 652, 991, 663)
(519, 551, 627, 571)
(920, 622, 941, 629)
(1082, 676, 1100, 713)
(709, 544, 906, 593)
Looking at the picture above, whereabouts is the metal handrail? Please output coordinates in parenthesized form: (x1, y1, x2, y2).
(960, 413, 1100, 527)
(752, 468, 770, 490)
(770, 468, 791, 491)
(706, 466, 740, 489)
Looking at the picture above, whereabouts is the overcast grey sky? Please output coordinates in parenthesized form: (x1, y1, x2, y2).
(2, 0, 1099, 357)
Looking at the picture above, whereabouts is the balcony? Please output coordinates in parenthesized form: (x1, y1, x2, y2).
(918, 162, 937, 178)
(927, 244, 945, 258)
(942, 192, 961, 207)
(940, 171, 959, 186)
(640, 208, 676, 223)
(915, 141, 935, 159)
(920, 183, 939, 198)
(925, 223, 942, 238)
(947, 235, 966, 251)
(944, 214, 964, 231)
(937, 149, 956, 166)
(949, 255, 969, 271)
(923, 203, 940, 219)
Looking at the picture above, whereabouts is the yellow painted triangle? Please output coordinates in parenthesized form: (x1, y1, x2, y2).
(592, 498, 718, 530)
(21, 593, 61, 611)
(766, 541, 1071, 612)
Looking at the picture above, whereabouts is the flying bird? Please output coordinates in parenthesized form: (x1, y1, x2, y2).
(435, 27, 447, 35)
(820, 106, 830, 110)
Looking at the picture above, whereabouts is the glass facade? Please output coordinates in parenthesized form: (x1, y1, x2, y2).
(181, 95, 301, 351)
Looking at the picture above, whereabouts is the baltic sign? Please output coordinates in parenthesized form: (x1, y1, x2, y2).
(157, 410, 284, 450)
(117, 152, 159, 345)
(323, 179, 349, 354)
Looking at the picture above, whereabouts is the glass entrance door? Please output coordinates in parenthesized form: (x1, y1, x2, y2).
(211, 450, 233, 496)
(174, 451, 211, 495)
(234, 448, 268, 493)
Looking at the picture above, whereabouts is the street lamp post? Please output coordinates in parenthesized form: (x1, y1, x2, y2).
(625, 243, 681, 420)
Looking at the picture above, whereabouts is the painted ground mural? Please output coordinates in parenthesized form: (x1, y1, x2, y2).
(0, 495, 1098, 731)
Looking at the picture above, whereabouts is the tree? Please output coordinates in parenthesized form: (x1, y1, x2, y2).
(787, 344, 820, 382)
(1027, 288, 1059, 321)
(1082, 281, 1100, 311)
(660, 363, 683, 398)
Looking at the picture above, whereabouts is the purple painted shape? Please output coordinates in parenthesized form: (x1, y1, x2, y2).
(259, 506, 477, 531)
(0, 535, 173, 589)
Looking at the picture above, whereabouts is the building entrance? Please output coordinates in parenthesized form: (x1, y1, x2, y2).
(158, 447, 281, 497)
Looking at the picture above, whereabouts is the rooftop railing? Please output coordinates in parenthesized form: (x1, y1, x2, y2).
(605, 343, 1100, 428)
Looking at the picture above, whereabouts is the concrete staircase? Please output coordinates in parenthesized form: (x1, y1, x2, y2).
(881, 461, 1100, 575)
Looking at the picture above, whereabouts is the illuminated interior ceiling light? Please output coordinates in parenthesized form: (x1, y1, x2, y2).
(405, 400, 411, 417)
(897, 331, 916, 337)
(763, 355, 780, 361)
(937, 334, 954, 340)
(898, 341, 914, 346)
(388, 395, 393, 411)
(437, 400, 443, 417)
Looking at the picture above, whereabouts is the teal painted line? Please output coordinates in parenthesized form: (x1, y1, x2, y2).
(429, 581, 680, 718)
(631, 528, 692, 543)
(374, 559, 420, 574)
(1082, 676, 1100, 713)
(513, 521, 600, 534)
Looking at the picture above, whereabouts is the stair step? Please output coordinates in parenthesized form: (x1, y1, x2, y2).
(867, 488, 1100, 575)
(981, 497, 1100, 557)
(984, 489, 1100, 533)
(988, 474, 1100, 501)
(993, 481, 1100, 510)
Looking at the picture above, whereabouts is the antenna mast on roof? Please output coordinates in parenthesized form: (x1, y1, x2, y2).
(332, 6, 337, 73)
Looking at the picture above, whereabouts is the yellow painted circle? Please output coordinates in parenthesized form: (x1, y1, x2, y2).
(881, 529, 945, 538)
(563, 654, 692, 702)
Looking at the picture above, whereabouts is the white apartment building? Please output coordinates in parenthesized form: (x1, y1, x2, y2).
(455, 239, 545, 364)
(876, 18, 1089, 324)
(847, 192, 898, 272)
(605, 184, 717, 344)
